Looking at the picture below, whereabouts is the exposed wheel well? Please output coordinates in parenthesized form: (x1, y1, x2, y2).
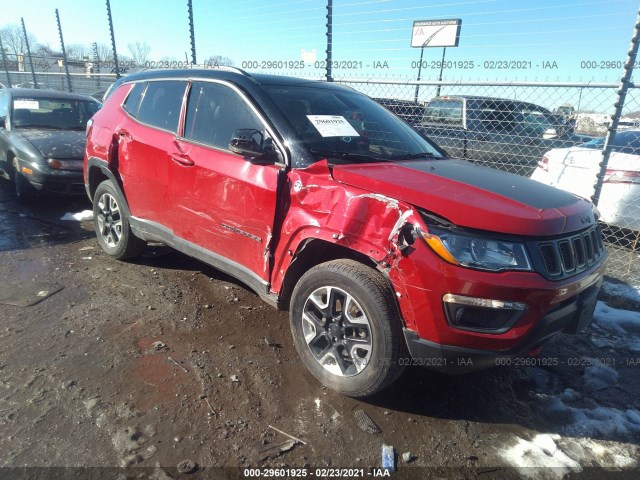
(277, 238, 381, 310)
(87, 166, 111, 201)
(6, 151, 16, 179)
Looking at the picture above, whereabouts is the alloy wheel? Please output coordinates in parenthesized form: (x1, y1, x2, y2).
(301, 286, 373, 377)
(96, 192, 123, 248)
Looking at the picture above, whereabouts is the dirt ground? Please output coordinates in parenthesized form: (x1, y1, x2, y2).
(0, 180, 639, 480)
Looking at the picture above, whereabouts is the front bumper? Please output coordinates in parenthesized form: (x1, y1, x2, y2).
(403, 278, 602, 373)
(15, 157, 85, 195)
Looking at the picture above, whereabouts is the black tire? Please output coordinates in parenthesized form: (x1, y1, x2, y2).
(93, 180, 146, 260)
(289, 259, 405, 397)
(12, 158, 37, 203)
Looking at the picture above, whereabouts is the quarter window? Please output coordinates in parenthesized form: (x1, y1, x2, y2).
(123, 82, 146, 118)
(184, 81, 263, 151)
(136, 81, 186, 133)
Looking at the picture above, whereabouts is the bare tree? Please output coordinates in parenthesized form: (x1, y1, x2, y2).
(95, 43, 114, 63)
(0, 23, 39, 58)
(204, 55, 234, 67)
(66, 43, 90, 61)
(128, 41, 151, 66)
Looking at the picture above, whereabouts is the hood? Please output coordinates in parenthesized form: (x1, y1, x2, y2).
(331, 159, 595, 236)
(17, 128, 86, 159)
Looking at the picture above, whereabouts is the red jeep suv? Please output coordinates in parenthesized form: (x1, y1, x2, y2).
(84, 69, 607, 397)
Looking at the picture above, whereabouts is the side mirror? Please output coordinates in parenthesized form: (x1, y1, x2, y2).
(542, 127, 559, 140)
(229, 129, 277, 161)
(0, 117, 5, 129)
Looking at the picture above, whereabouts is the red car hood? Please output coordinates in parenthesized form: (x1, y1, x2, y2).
(331, 159, 595, 236)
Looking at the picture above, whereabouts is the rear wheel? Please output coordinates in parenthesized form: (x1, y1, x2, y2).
(93, 180, 145, 260)
(289, 259, 405, 397)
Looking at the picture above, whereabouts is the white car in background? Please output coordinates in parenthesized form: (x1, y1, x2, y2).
(531, 130, 640, 232)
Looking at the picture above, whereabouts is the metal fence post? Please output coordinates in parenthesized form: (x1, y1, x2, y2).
(21, 18, 38, 89)
(188, 0, 197, 65)
(0, 36, 12, 88)
(592, 9, 640, 206)
(106, 0, 121, 79)
(55, 9, 73, 92)
(326, 0, 333, 82)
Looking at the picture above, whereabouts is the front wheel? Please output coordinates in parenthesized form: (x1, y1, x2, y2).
(93, 180, 145, 260)
(289, 259, 405, 397)
(13, 158, 37, 203)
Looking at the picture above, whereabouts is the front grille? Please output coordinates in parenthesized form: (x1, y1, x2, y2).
(534, 225, 605, 280)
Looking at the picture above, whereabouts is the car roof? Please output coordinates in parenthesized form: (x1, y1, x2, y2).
(433, 95, 552, 112)
(4, 88, 99, 102)
(111, 68, 355, 93)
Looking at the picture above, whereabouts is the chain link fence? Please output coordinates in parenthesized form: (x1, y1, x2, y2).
(1, 70, 116, 97)
(1, 67, 639, 293)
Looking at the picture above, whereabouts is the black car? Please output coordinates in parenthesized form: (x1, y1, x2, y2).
(373, 98, 426, 126)
(0, 88, 101, 201)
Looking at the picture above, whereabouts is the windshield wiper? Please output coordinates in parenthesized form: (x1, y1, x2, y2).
(389, 152, 443, 160)
(309, 148, 389, 163)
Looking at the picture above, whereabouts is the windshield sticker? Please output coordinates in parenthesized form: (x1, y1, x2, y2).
(306, 115, 360, 137)
(14, 100, 39, 110)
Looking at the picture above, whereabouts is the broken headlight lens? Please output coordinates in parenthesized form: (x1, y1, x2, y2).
(422, 227, 532, 272)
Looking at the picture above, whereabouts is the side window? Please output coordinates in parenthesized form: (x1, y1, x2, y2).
(122, 82, 146, 118)
(422, 100, 463, 125)
(136, 81, 186, 133)
(184, 81, 263, 151)
(518, 105, 554, 136)
(478, 102, 515, 132)
(0, 94, 8, 121)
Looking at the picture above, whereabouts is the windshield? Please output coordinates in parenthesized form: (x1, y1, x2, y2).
(11, 97, 101, 130)
(263, 85, 444, 163)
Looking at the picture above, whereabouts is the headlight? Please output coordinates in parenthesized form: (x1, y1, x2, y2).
(422, 226, 532, 272)
(48, 158, 83, 171)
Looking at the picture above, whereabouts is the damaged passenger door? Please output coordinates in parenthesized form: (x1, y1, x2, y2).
(170, 80, 283, 286)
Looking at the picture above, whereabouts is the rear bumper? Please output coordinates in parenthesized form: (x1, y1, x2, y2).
(403, 279, 602, 373)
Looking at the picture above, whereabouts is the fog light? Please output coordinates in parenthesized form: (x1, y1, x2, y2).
(443, 294, 526, 333)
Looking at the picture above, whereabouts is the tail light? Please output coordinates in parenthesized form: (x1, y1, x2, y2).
(538, 155, 549, 172)
(604, 169, 640, 184)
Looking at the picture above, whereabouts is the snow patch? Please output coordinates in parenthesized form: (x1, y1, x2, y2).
(500, 435, 639, 477)
(582, 361, 619, 391)
(602, 281, 640, 304)
(590, 301, 640, 350)
(61, 210, 94, 222)
(547, 394, 640, 438)
(500, 434, 580, 479)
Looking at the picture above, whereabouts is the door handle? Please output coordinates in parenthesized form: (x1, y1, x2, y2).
(474, 134, 489, 141)
(171, 153, 194, 167)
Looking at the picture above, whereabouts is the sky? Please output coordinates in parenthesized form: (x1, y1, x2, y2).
(1, 0, 638, 82)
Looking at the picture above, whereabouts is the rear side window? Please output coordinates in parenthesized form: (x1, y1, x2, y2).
(122, 82, 146, 117)
(423, 99, 463, 125)
(136, 80, 186, 133)
(476, 101, 516, 132)
(0, 93, 8, 119)
(184, 81, 263, 151)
